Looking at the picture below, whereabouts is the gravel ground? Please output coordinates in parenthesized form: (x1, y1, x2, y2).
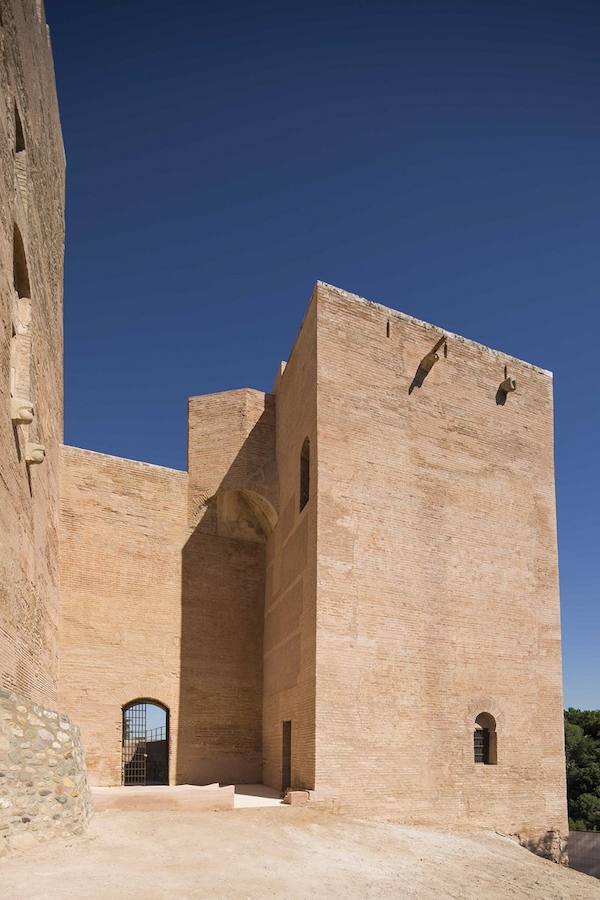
(1, 807, 599, 899)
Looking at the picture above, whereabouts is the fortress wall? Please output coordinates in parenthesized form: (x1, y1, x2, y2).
(262, 294, 318, 791)
(313, 283, 567, 848)
(58, 447, 187, 786)
(0, 0, 65, 705)
(179, 390, 274, 784)
(187, 388, 278, 521)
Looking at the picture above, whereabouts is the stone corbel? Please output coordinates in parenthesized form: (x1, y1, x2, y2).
(11, 397, 34, 425)
(25, 442, 45, 465)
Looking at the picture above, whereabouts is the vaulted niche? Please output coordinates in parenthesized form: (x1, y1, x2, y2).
(214, 489, 278, 543)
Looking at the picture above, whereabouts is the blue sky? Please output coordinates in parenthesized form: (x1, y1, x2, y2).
(48, 0, 599, 709)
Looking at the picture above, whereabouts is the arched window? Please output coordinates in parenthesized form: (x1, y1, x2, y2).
(299, 437, 310, 511)
(122, 699, 170, 785)
(10, 225, 32, 401)
(15, 103, 25, 154)
(474, 712, 497, 765)
(14, 104, 28, 206)
(13, 223, 30, 298)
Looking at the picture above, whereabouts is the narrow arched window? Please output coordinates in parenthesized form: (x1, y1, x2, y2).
(15, 103, 25, 154)
(14, 105, 28, 208)
(299, 437, 310, 511)
(474, 712, 497, 765)
(13, 223, 30, 298)
(11, 224, 32, 401)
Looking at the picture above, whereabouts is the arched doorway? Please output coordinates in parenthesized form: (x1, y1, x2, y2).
(122, 699, 169, 785)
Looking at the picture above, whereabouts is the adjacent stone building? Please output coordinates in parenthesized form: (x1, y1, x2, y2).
(1, 0, 567, 860)
(0, 0, 90, 852)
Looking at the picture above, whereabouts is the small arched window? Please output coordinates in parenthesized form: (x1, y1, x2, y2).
(13, 223, 30, 298)
(14, 105, 28, 208)
(474, 712, 497, 765)
(11, 224, 32, 401)
(299, 437, 310, 511)
(15, 103, 25, 154)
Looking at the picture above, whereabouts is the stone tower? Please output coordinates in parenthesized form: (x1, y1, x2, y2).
(59, 282, 567, 858)
(0, 0, 568, 865)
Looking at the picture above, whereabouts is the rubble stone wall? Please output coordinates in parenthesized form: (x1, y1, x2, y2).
(0, 687, 91, 855)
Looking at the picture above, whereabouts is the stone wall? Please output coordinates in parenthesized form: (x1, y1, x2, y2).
(311, 282, 567, 854)
(55, 275, 566, 858)
(58, 446, 187, 786)
(59, 407, 273, 787)
(176, 388, 274, 784)
(262, 295, 318, 791)
(0, 0, 65, 706)
(0, 687, 91, 855)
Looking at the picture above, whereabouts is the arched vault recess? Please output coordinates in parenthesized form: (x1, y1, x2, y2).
(213, 488, 278, 542)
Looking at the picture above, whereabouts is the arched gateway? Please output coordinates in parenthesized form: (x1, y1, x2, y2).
(122, 699, 169, 785)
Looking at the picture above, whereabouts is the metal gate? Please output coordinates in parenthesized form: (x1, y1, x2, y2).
(474, 727, 490, 764)
(122, 700, 169, 786)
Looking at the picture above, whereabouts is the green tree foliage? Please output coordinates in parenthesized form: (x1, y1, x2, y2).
(565, 708, 600, 831)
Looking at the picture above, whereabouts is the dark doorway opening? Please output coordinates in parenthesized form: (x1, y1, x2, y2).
(282, 720, 292, 792)
(122, 699, 169, 785)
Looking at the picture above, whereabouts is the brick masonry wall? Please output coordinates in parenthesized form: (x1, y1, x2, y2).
(262, 293, 318, 791)
(178, 529, 265, 784)
(312, 283, 567, 853)
(58, 447, 187, 786)
(0, 686, 91, 855)
(60, 391, 274, 787)
(182, 389, 275, 784)
(0, 0, 65, 705)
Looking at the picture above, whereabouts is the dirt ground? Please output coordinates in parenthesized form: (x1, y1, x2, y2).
(2, 807, 600, 899)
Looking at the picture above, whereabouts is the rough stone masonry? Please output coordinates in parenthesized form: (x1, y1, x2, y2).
(0, 689, 91, 855)
(0, 0, 567, 862)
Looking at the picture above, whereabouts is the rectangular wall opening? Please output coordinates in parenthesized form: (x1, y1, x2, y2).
(282, 720, 292, 792)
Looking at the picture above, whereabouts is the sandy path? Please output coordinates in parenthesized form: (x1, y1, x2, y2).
(1, 808, 599, 899)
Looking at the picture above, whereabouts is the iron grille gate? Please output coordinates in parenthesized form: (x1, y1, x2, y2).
(474, 727, 489, 764)
(122, 702, 148, 785)
(122, 701, 169, 785)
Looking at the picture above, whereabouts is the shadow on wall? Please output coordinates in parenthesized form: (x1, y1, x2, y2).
(176, 402, 278, 786)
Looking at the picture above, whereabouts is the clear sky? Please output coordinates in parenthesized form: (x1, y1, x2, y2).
(47, 0, 599, 709)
